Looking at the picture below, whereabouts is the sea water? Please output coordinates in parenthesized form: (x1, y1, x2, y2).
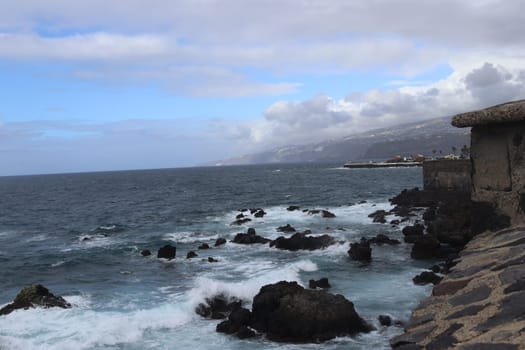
(0, 163, 432, 349)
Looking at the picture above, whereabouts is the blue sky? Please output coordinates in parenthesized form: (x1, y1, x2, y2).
(1, 0, 525, 175)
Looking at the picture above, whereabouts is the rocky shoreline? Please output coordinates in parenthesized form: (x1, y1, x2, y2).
(391, 226, 525, 349)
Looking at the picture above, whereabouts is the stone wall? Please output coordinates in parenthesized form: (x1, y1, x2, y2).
(470, 121, 525, 227)
(423, 159, 471, 193)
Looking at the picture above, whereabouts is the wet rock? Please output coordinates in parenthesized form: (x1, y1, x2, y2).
(250, 281, 372, 342)
(309, 277, 331, 289)
(251, 208, 266, 218)
(276, 224, 296, 233)
(157, 244, 176, 260)
(413, 271, 443, 285)
(232, 228, 270, 245)
(236, 213, 245, 219)
(308, 209, 336, 218)
(216, 306, 253, 337)
(287, 205, 301, 211)
(368, 210, 388, 223)
(369, 233, 400, 245)
(378, 314, 392, 326)
(186, 251, 198, 259)
(208, 257, 219, 263)
(0, 284, 71, 315)
(231, 217, 252, 226)
(270, 232, 335, 251)
(140, 249, 151, 256)
(195, 294, 242, 319)
(198, 243, 210, 250)
(348, 238, 372, 261)
(411, 235, 441, 259)
(390, 219, 401, 225)
(402, 224, 425, 243)
(214, 238, 227, 247)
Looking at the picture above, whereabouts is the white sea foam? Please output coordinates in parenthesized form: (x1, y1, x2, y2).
(0, 295, 193, 350)
(51, 261, 65, 267)
(23, 233, 48, 243)
(163, 231, 220, 244)
(187, 259, 318, 308)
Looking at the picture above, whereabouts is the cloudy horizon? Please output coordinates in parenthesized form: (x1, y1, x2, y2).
(1, 0, 525, 175)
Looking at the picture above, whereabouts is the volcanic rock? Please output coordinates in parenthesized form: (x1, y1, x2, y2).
(157, 244, 176, 260)
(309, 277, 331, 289)
(250, 281, 372, 342)
(270, 232, 335, 251)
(0, 284, 71, 315)
(276, 224, 296, 233)
(195, 294, 242, 320)
(232, 228, 270, 244)
(348, 238, 372, 261)
(214, 238, 227, 246)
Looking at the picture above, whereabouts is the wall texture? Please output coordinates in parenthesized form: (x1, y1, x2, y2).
(423, 159, 472, 192)
(470, 121, 525, 226)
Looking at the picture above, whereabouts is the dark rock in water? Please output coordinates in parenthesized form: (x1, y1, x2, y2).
(208, 257, 218, 263)
(236, 326, 256, 339)
(195, 294, 242, 319)
(216, 307, 253, 337)
(287, 205, 301, 211)
(423, 207, 437, 221)
(276, 224, 296, 233)
(214, 238, 227, 246)
(308, 209, 336, 218)
(378, 314, 392, 326)
(411, 235, 441, 259)
(157, 244, 176, 260)
(413, 271, 443, 285)
(252, 208, 266, 218)
(140, 249, 151, 256)
(270, 232, 335, 251)
(369, 233, 400, 245)
(250, 281, 372, 342)
(186, 251, 198, 259)
(198, 243, 210, 250)
(402, 224, 425, 237)
(358, 200, 367, 204)
(236, 213, 245, 219)
(0, 284, 71, 315)
(232, 228, 270, 244)
(348, 238, 372, 261)
(390, 219, 401, 225)
(368, 210, 388, 223)
(231, 217, 252, 226)
(309, 277, 331, 289)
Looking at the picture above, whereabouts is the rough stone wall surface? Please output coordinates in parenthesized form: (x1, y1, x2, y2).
(423, 159, 471, 192)
(471, 122, 525, 227)
(391, 227, 525, 349)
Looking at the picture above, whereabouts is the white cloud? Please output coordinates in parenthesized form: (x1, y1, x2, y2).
(231, 59, 525, 150)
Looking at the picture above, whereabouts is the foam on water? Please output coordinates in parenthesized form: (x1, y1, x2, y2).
(0, 295, 193, 350)
(163, 231, 220, 244)
(188, 259, 318, 307)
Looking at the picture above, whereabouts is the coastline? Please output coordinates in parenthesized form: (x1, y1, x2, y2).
(391, 226, 525, 349)
(344, 162, 422, 168)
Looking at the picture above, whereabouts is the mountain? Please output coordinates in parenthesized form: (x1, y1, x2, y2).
(209, 116, 470, 166)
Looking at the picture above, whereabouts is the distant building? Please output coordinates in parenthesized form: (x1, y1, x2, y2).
(452, 100, 525, 227)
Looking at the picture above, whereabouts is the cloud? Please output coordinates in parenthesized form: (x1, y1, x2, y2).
(227, 60, 525, 150)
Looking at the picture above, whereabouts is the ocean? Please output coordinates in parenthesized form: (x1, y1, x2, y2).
(0, 163, 432, 349)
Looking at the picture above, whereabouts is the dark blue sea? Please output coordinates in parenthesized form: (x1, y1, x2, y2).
(0, 163, 432, 349)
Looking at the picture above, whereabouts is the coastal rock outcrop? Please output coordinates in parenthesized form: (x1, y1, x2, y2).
(369, 233, 400, 245)
(214, 238, 227, 246)
(309, 277, 331, 289)
(216, 307, 256, 339)
(270, 232, 335, 251)
(157, 244, 176, 260)
(250, 281, 372, 342)
(195, 294, 242, 320)
(307, 209, 336, 218)
(276, 224, 296, 233)
(0, 284, 71, 315)
(348, 238, 372, 261)
(232, 228, 270, 244)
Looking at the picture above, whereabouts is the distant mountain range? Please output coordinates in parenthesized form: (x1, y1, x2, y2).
(208, 116, 470, 166)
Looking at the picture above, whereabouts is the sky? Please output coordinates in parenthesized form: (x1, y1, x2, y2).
(1, 0, 525, 175)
